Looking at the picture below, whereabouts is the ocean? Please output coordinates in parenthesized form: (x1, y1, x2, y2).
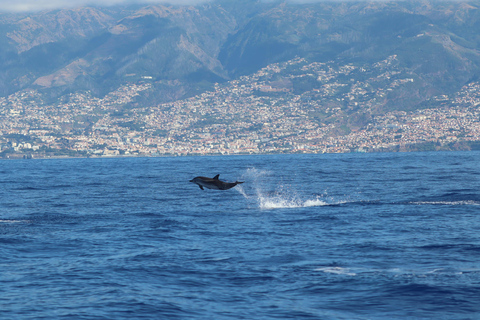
(1, 151, 479, 319)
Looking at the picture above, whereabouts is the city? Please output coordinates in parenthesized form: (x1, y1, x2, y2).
(1, 56, 480, 158)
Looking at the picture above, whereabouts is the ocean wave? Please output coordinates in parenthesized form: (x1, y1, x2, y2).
(315, 267, 357, 276)
(0, 219, 29, 223)
(314, 266, 480, 278)
(411, 200, 480, 206)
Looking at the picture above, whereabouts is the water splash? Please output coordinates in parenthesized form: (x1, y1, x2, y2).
(235, 168, 330, 210)
(258, 196, 328, 209)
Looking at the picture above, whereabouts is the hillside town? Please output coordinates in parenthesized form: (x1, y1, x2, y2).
(1, 56, 480, 158)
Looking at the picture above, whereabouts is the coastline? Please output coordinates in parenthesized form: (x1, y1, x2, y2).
(2, 139, 479, 160)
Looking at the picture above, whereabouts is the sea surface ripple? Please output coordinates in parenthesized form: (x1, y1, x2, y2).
(1, 152, 480, 319)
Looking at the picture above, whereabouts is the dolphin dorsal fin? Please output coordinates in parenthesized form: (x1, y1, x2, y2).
(213, 174, 220, 180)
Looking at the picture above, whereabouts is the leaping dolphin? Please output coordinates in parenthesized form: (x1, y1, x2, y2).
(189, 174, 244, 190)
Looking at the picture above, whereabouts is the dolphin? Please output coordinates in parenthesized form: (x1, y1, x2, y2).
(189, 174, 244, 190)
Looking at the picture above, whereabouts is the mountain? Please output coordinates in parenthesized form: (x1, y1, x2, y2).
(0, 4, 238, 98)
(219, 1, 480, 112)
(1, 0, 480, 110)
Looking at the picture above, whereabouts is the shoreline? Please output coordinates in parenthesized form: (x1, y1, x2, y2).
(2, 140, 480, 160)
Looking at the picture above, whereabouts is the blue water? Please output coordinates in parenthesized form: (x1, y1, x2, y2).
(1, 152, 480, 319)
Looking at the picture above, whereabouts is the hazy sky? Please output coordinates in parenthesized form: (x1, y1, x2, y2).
(0, 0, 386, 13)
(0, 0, 447, 13)
(0, 0, 212, 12)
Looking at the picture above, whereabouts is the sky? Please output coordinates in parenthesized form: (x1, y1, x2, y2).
(0, 0, 392, 13)
(0, 0, 458, 13)
(0, 0, 212, 12)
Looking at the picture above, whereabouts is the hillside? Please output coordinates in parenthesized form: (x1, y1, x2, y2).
(1, 55, 480, 158)
(0, 1, 479, 106)
(1, 0, 480, 158)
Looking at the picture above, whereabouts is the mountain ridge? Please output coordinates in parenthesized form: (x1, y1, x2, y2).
(1, 1, 480, 111)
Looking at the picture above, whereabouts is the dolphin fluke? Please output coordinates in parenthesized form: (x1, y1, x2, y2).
(190, 174, 244, 190)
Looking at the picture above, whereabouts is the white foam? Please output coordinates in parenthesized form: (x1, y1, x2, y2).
(0, 219, 27, 223)
(260, 197, 299, 209)
(315, 266, 480, 278)
(237, 167, 335, 210)
(259, 197, 329, 209)
(304, 199, 329, 207)
(412, 201, 480, 206)
(315, 267, 356, 276)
